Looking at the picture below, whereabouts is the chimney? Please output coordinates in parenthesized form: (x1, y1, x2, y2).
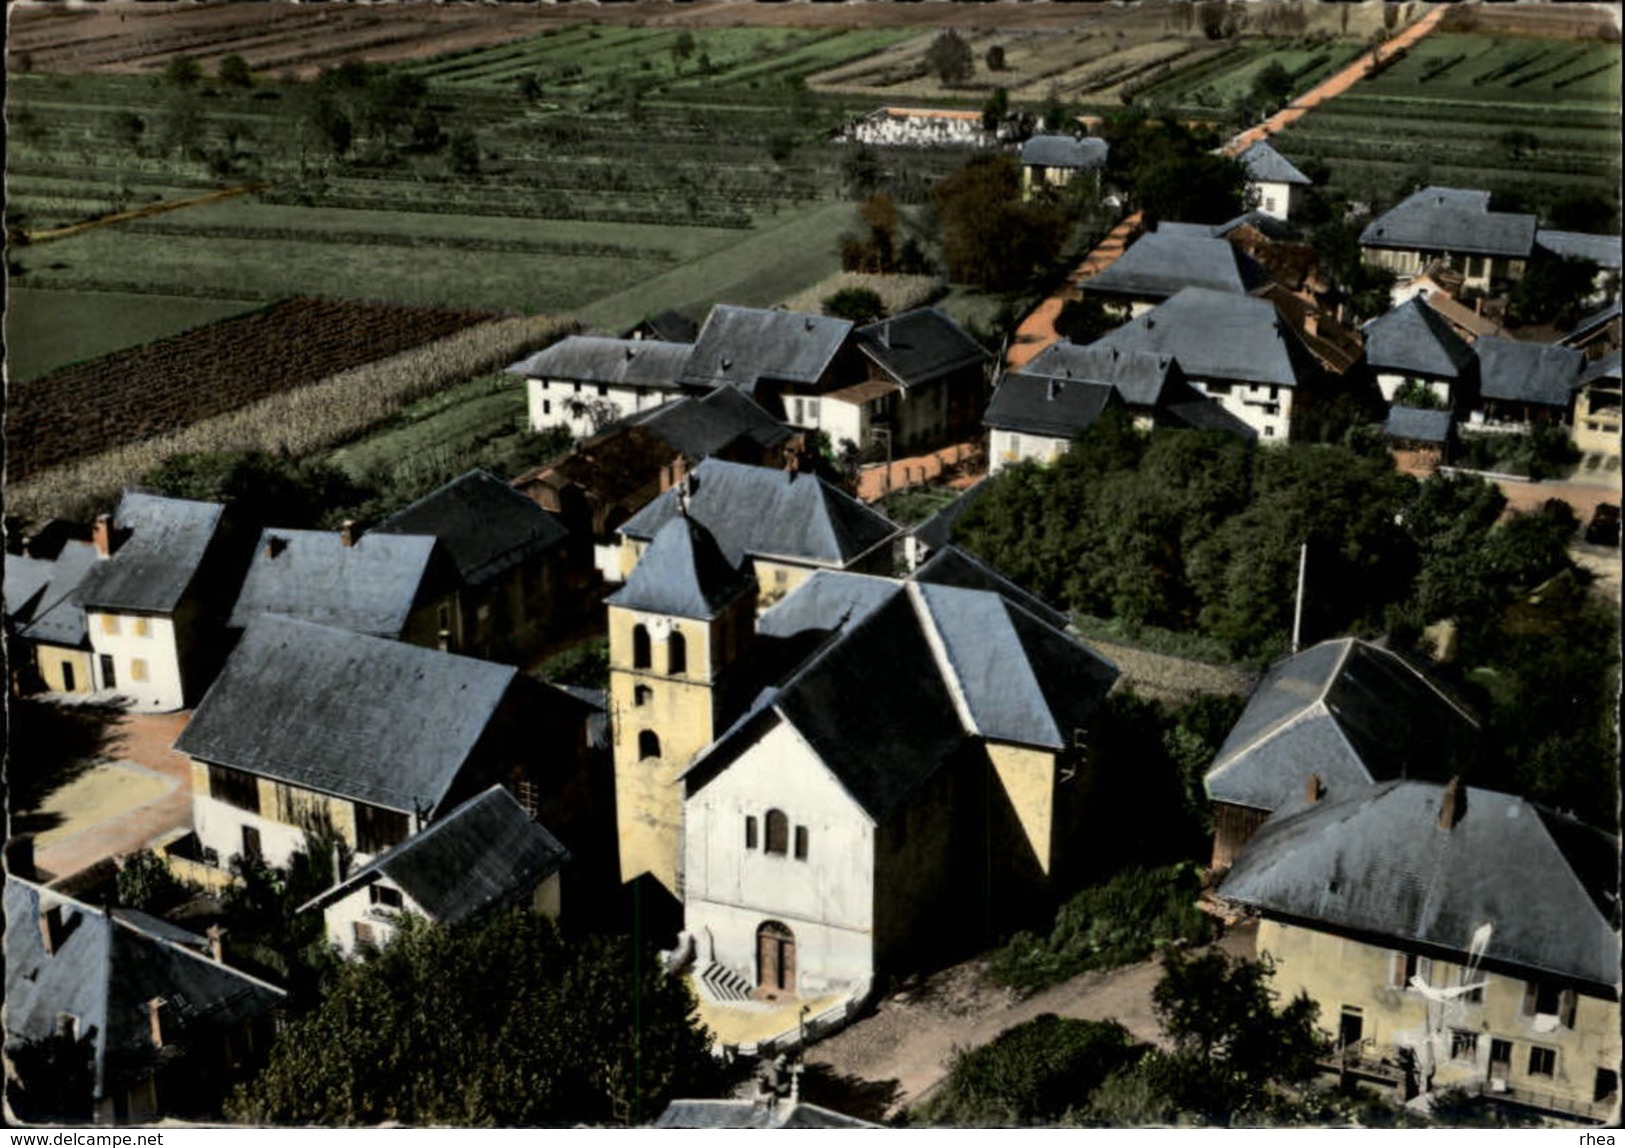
(1304, 313, 1319, 338)
(1474, 297, 1484, 316)
(264, 535, 288, 560)
(878, 322, 891, 350)
(1145, 318, 1156, 330)
(804, 317, 816, 332)
(340, 520, 359, 548)
(625, 346, 636, 360)
(1304, 773, 1324, 804)
(1047, 379, 1061, 402)
(148, 998, 171, 1048)
(206, 924, 227, 963)
(1437, 777, 1465, 831)
(93, 514, 112, 558)
(39, 904, 65, 955)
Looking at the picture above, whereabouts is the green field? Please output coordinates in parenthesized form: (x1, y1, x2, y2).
(4, 288, 260, 382)
(1271, 34, 1622, 210)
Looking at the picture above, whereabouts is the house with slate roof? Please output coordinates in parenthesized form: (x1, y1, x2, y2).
(511, 335, 695, 438)
(228, 522, 459, 652)
(373, 469, 579, 664)
(300, 785, 570, 958)
(680, 305, 863, 424)
(1093, 287, 1323, 441)
(6, 538, 99, 696)
(1360, 187, 1537, 293)
(1384, 406, 1455, 476)
(841, 307, 992, 455)
(1470, 336, 1585, 429)
(1571, 349, 1621, 460)
(1363, 296, 1479, 409)
(1079, 230, 1271, 318)
(674, 550, 1119, 996)
(175, 615, 600, 884)
(617, 457, 901, 610)
(985, 375, 1122, 473)
(74, 492, 239, 712)
(1204, 637, 1479, 873)
(1019, 134, 1108, 200)
(1218, 780, 1620, 1124)
(5, 877, 285, 1123)
(1238, 140, 1312, 223)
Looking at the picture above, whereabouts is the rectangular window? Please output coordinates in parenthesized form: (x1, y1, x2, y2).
(356, 804, 410, 855)
(1264, 426, 1275, 437)
(794, 825, 809, 861)
(133, 616, 150, 638)
(745, 816, 758, 850)
(1450, 1030, 1479, 1062)
(353, 921, 376, 948)
(130, 659, 149, 683)
(369, 884, 404, 909)
(100, 654, 116, 689)
(1390, 952, 1433, 989)
(1489, 1039, 1513, 1068)
(543, 400, 552, 416)
(208, 764, 261, 814)
(1596, 1069, 1619, 1104)
(1009, 433, 1022, 456)
(1528, 1046, 1556, 1078)
(242, 825, 262, 862)
(101, 614, 120, 636)
(596, 383, 609, 397)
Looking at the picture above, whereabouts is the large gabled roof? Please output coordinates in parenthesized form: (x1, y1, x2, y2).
(74, 492, 225, 615)
(1080, 231, 1268, 303)
(619, 458, 900, 570)
(505, 335, 691, 390)
(634, 385, 791, 459)
(1094, 287, 1321, 389)
(1359, 187, 1537, 259)
(1019, 134, 1108, 169)
(1205, 638, 1479, 815)
(227, 528, 441, 638)
(5, 554, 54, 624)
(984, 375, 1118, 439)
(679, 305, 853, 391)
(1218, 781, 1620, 989)
(1363, 297, 1477, 380)
(608, 515, 755, 620)
(857, 307, 989, 388)
(5, 878, 285, 1102)
(1476, 336, 1585, 408)
(1017, 340, 1180, 408)
(15, 541, 99, 648)
(299, 785, 568, 926)
(373, 469, 570, 589)
(1238, 140, 1311, 186)
(174, 615, 516, 816)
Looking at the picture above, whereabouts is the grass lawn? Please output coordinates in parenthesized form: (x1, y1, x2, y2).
(4, 288, 261, 382)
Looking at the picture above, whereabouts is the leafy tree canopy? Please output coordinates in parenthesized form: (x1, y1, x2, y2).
(822, 286, 887, 325)
(141, 449, 376, 532)
(932, 154, 1068, 292)
(1508, 254, 1600, 328)
(227, 912, 729, 1126)
(925, 30, 975, 86)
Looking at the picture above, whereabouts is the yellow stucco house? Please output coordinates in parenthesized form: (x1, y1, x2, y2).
(1219, 779, 1620, 1125)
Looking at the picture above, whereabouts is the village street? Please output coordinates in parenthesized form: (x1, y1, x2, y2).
(802, 923, 1258, 1123)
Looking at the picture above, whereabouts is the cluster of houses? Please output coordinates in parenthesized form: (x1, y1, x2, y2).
(5, 138, 1620, 1128)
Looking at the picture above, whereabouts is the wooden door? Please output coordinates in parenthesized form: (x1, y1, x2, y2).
(756, 921, 795, 995)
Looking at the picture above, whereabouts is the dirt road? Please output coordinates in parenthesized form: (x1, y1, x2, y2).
(803, 923, 1257, 1122)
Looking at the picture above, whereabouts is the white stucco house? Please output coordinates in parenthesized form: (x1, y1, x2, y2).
(509, 335, 694, 438)
(1238, 140, 1312, 223)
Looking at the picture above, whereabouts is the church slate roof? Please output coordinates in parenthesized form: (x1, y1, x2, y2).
(608, 516, 755, 620)
(911, 479, 993, 557)
(1364, 297, 1477, 380)
(619, 459, 899, 570)
(300, 785, 569, 926)
(1219, 781, 1619, 989)
(75, 493, 225, 615)
(1205, 638, 1479, 816)
(913, 544, 1071, 631)
(175, 615, 516, 816)
(373, 469, 570, 588)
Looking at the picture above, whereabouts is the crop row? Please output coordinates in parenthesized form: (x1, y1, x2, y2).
(255, 186, 756, 230)
(8, 297, 497, 482)
(117, 219, 668, 263)
(7, 315, 576, 527)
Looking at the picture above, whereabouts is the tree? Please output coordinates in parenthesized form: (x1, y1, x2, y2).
(1249, 60, 1294, 111)
(227, 913, 730, 1126)
(142, 449, 375, 532)
(164, 56, 204, 88)
(822, 286, 887, 325)
(932, 154, 1067, 291)
(1134, 150, 1249, 225)
(912, 1015, 1146, 1127)
(671, 30, 697, 69)
(840, 192, 901, 273)
(217, 53, 253, 88)
(6, 1032, 97, 1123)
(1052, 297, 1116, 344)
(447, 129, 481, 175)
(925, 30, 975, 86)
(117, 849, 186, 913)
(1508, 255, 1599, 327)
(982, 86, 1010, 133)
(985, 44, 1007, 72)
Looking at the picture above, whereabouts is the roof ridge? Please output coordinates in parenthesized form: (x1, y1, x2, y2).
(906, 582, 981, 738)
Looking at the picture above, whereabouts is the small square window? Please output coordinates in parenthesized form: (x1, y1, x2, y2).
(133, 617, 150, 638)
(1450, 1030, 1478, 1062)
(130, 659, 149, 683)
(1528, 1046, 1556, 1078)
(101, 614, 120, 636)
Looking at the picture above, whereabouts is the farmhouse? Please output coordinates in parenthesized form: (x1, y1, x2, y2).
(511, 335, 694, 438)
(299, 785, 570, 959)
(1018, 134, 1108, 200)
(985, 374, 1123, 473)
(6, 538, 99, 696)
(838, 307, 993, 455)
(1471, 336, 1585, 430)
(175, 615, 598, 879)
(6, 877, 285, 1124)
(1092, 287, 1323, 442)
(1204, 637, 1480, 874)
(1219, 780, 1620, 1125)
(1362, 296, 1478, 409)
(75, 492, 238, 713)
(1079, 229, 1270, 318)
(1360, 187, 1537, 293)
(1237, 140, 1312, 223)
(1571, 350, 1622, 461)
(372, 469, 580, 664)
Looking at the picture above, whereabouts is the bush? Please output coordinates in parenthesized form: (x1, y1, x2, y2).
(822, 285, 887, 324)
(540, 639, 610, 690)
(116, 849, 187, 914)
(988, 864, 1213, 992)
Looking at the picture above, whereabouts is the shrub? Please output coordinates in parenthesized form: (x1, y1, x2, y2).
(822, 285, 887, 324)
(116, 849, 186, 913)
